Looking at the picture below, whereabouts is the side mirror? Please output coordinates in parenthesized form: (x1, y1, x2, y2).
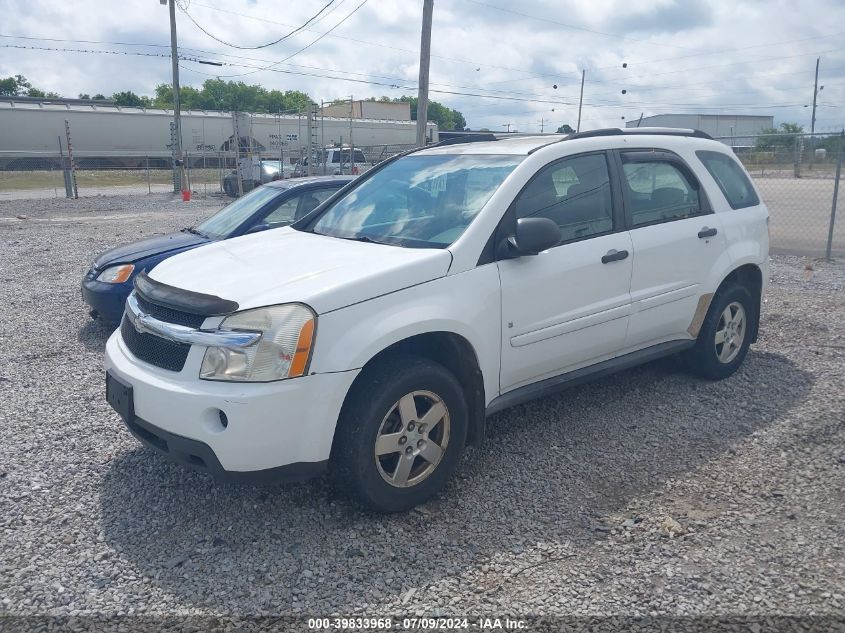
(246, 222, 271, 234)
(498, 217, 562, 258)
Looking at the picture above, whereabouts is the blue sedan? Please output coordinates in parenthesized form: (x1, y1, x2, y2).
(82, 176, 353, 323)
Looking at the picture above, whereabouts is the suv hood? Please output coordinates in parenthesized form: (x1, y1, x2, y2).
(93, 232, 208, 269)
(147, 228, 452, 314)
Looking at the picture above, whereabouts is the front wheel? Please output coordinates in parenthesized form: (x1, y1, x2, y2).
(686, 284, 755, 380)
(331, 355, 468, 512)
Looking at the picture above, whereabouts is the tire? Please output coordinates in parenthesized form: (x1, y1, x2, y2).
(686, 283, 755, 380)
(331, 354, 468, 512)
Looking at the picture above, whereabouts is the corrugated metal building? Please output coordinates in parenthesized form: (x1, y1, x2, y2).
(626, 114, 773, 146)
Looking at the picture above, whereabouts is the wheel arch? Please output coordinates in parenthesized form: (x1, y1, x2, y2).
(717, 262, 763, 343)
(332, 331, 487, 450)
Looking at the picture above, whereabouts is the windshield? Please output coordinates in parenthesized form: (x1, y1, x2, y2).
(307, 154, 522, 248)
(195, 186, 283, 240)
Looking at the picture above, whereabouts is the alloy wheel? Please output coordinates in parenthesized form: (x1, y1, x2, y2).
(373, 390, 450, 488)
(714, 301, 746, 364)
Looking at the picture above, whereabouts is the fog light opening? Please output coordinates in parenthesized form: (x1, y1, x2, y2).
(201, 408, 229, 435)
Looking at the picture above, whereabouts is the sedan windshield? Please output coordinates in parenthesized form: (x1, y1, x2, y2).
(307, 154, 522, 248)
(195, 186, 283, 240)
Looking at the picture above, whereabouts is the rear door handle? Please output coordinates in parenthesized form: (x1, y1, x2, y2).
(601, 249, 629, 264)
(698, 227, 718, 239)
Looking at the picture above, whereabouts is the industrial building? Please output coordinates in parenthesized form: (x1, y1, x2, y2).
(626, 114, 774, 147)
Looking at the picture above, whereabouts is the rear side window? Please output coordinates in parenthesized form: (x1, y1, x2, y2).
(696, 150, 759, 209)
(621, 158, 702, 226)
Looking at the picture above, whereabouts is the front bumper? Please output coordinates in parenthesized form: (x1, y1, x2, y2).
(105, 330, 359, 475)
(81, 276, 131, 323)
(123, 413, 328, 483)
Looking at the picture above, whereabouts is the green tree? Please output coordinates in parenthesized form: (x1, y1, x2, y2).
(556, 124, 575, 134)
(0, 74, 33, 96)
(27, 87, 60, 98)
(111, 91, 152, 107)
(393, 96, 466, 131)
(755, 122, 804, 151)
(78, 93, 90, 99)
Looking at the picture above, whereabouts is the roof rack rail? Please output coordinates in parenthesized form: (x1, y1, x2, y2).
(565, 127, 713, 141)
(430, 133, 499, 147)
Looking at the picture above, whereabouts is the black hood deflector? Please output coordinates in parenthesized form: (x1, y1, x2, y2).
(134, 271, 239, 317)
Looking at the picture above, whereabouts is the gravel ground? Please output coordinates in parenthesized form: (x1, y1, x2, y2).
(1, 194, 844, 630)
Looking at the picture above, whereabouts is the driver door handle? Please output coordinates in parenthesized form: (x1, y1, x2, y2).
(601, 249, 629, 264)
(698, 227, 718, 239)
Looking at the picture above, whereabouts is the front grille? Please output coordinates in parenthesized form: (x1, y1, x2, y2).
(134, 294, 205, 328)
(120, 315, 191, 372)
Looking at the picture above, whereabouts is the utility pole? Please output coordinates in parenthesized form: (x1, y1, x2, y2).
(576, 69, 585, 133)
(502, 123, 512, 133)
(539, 118, 544, 134)
(165, 0, 186, 196)
(349, 95, 354, 175)
(810, 56, 820, 169)
(416, 0, 434, 147)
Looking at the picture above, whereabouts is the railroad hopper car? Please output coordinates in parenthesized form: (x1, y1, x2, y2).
(0, 99, 438, 169)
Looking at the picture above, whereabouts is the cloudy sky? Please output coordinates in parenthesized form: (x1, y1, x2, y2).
(2, 0, 844, 132)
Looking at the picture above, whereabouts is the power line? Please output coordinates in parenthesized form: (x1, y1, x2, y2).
(178, 0, 341, 50)
(179, 58, 577, 106)
(6, 41, 835, 113)
(187, 1, 585, 81)
(485, 30, 845, 89)
(204, 0, 371, 78)
(459, 0, 709, 52)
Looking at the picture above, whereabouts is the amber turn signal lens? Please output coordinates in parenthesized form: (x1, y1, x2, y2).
(289, 318, 315, 378)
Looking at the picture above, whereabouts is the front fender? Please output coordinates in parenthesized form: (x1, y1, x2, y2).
(310, 265, 502, 405)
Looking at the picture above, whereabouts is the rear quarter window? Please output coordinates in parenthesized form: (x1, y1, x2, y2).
(696, 150, 760, 210)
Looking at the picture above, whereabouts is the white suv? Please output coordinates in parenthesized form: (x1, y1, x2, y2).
(294, 147, 373, 176)
(105, 128, 769, 512)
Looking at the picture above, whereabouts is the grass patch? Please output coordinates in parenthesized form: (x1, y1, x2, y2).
(0, 169, 224, 191)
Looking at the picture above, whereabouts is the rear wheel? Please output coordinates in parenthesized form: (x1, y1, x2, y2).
(686, 284, 755, 380)
(332, 355, 467, 512)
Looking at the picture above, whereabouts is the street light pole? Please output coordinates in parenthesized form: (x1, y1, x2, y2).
(416, 0, 433, 147)
(167, 0, 185, 195)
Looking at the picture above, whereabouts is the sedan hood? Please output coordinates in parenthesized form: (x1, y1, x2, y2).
(147, 228, 452, 314)
(93, 232, 208, 269)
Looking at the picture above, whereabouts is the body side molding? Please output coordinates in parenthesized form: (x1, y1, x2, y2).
(486, 340, 695, 417)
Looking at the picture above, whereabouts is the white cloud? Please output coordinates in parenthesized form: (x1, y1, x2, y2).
(1, 0, 843, 132)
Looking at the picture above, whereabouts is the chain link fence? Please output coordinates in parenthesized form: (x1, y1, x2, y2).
(716, 131, 844, 258)
(0, 143, 416, 199)
(1, 132, 843, 258)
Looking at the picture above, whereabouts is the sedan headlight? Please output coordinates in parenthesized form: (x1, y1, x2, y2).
(97, 264, 135, 284)
(200, 304, 316, 382)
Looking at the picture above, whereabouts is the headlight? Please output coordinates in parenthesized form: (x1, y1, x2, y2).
(97, 264, 135, 284)
(200, 303, 316, 382)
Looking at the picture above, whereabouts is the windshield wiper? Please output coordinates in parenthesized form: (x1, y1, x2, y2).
(181, 227, 208, 238)
(311, 229, 388, 245)
(347, 235, 384, 244)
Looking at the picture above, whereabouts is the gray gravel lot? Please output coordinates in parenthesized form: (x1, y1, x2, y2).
(1, 194, 844, 627)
